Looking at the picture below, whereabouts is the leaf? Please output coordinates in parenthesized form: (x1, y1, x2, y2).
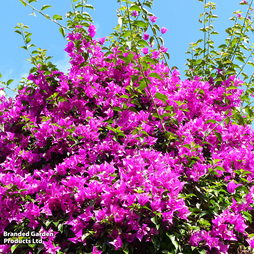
(150, 36, 155, 46)
(214, 131, 222, 143)
(134, 20, 147, 29)
(214, 166, 225, 172)
(11, 244, 27, 253)
(235, 113, 245, 126)
(7, 79, 14, 86)
(122, 31, 131, 38)
(112, 106, 122, 112)
(129, 5, 141, 11)
(19, 0, 26, 7)
(53, 14, 63, 20)
(167, 234, 178, 251)
(205, 119, 217, 124)
(84, 4, 95, 9)
(218, 44, 227, 49)
(41, 4, 51, 11)
(158, 36, 164, 45)
(29, 11, 36, 17)
(14, 30, 22, 35)
(148, 72, 163, 80)
(26, 37, 31, 44)
(236, 56, 245, 63)
(59, 27, 65, 38)
(126, 41, 132, 49)
(137, 39, 149, 47)
(155, 93, 168, 104)
(183, 144, 191, 150)
(118, 17, 123, 28)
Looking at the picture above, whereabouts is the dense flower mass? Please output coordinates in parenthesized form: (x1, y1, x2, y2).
(0, 25, 254, 254)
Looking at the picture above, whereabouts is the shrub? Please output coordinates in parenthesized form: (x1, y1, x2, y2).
(1, 0, 254, 253)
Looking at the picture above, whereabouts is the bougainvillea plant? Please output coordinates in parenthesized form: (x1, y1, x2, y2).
(1, 0, 254, 253)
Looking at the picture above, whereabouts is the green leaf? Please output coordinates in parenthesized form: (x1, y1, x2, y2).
(7, 79, 14, 86)
(129, 5, 141, 11)
(183, 144, 191, 150)
(15, 30, 22, 35)
(85, 4, 95, 9)
(167, 234, 178, 251)
(218, 44, 227, 49)
(155, 93, 168, 104)
(134, 20, 147, 29)
(242, 211, 252, 223)
(25, 37, 31, 44)
(11, 244, 27, 253)
(214, 131, 222, 142)
(41, 4, 51, 11)
(137, 39, 149, 47)
(112, 106, 122, 112)
(122, 31, 131, 38)
(148, 72, 163, 80)
(214, 166, 225, 172)
(158, 36, 164, 45)
(53, 14, 63, 20)
(205, 119, 217, 124)
(139, 80, 147, 90)
(236, 56, 245, 63)
(150, 36, 155, 46)
(19, 0, 26, 7)
(59, 27, 66, 38)
(235, 113, 245, 126)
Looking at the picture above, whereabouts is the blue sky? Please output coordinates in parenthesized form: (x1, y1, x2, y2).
(1, 0, 253, 100)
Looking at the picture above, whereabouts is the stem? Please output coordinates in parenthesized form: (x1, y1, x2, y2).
(203, 0, 207, 78)
(228, 0, 254, 64)
(125, 3, 167, 134)
(19, 25, 36, 66)
(137, 0, 172, 74)
(20, 0, 72, 32)
(236, 47, 254, 80)
(0, 84, 16, 93)
(206, 5, 212, 75)
(203, 99, 254, 141)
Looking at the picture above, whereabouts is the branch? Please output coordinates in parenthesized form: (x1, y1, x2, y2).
(20, 0, 72, 33)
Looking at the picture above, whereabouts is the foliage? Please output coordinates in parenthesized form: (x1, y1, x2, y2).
(0, 0, 254, 254)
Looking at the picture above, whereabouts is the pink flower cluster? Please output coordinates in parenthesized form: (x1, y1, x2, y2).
(0, 25, 254, 253)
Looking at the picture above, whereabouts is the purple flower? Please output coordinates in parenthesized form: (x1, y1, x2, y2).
(98, 37, 106, 45)
(152, 51, 160, 59)
(64, 41, 75, 53)
(160, 45, 168, 53)
(109, 235, 123, 250)
(136, 224, 149, 241)
(142, 48, 149, 54)
(227, 180, 242, 194)
(92, 246, 103, 254)
(149, 15, 158, 23)
(247, 237, 254, 248)
(131, 11, 138, 17)
(161, 27, 168, 34)
(237, 13, 241, 18)
(43, 241, 61, 254)
(143, 33, 149, 40)
(88, 24, 96, 38)
(67, 33, 75, 41)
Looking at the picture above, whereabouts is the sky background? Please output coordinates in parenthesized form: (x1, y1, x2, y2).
(1, 0, 254, 103)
